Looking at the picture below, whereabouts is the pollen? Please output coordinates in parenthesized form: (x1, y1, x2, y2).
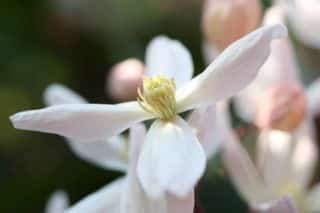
(137, 75, 177, 121)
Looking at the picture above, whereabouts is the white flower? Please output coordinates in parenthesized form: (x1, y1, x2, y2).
(10, 24, 287, 198)
(45, 191, 69, 213)
(255, 196, 297, 213)
(44, 84, 197, 213)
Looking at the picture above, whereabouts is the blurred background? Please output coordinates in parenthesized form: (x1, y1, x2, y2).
(1, 0, 319, 212)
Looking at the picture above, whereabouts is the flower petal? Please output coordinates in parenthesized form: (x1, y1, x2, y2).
(65, 178, 124, 213)
(187, 102, 230, 159)
(67, 136, 128, 172)
(307, 183, 320, 211)
(254, 196, 298, 213)
(176, 24, 288, 112)
(290, 129, 318, 190)
(223, 132, 273, 207)
(145, 36, 194, 88)
(44, 84, 87, 106)
(166, 192, 194, 213)
(45, 191, 69, 213)
(10, 102, 152, 140)
(256, 130, 293, 191)
(307, 78, 320, 116)
(137, 116, 206, 198)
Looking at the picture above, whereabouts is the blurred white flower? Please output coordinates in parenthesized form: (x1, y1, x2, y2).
(254, 196, 297, 213)
(287, 0, 320, 49)
(45, 191, 69, 213)
(10, 24, 286, 198)
(224, 124, 319, 212)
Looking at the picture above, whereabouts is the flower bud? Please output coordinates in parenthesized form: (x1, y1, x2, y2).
(202, 0, 262, 51)
(256, 81, 307, 132)
(106, 58, 144, 102)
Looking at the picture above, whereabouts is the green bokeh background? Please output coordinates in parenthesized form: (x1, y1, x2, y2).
(1, 0, 317, 212)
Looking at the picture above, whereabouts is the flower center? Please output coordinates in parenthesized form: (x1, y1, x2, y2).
(137, 75, 177, 121)
(278, 182, 308, 213)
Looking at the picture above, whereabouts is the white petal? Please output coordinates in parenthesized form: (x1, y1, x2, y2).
(256, 130, 293, 190)
(223, 132, 273, 207)
(290, 131, 318, 190)
(44, 84, 87, 106)
(307, 78, 320, 116)
(176, 24, 288, 112)
(10, 102, 152, 140)
(307, 183, 320, 211)
(234, 10, 299, 122)
(202, 41, 219, 65)
(68, 136, 128, 172)
(145, 36, 194, 88)
(45, 191, 69, 213)
(254, 196, 298, 213)
(188, 102, 230, 159)
(137, 116, 206, 198)
(65, 178, 124, 213)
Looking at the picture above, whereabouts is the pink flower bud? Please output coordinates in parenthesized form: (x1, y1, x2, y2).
(106, 58, 144, 102)
(202, 0, 262, 51)
(256, 81, 306, 132)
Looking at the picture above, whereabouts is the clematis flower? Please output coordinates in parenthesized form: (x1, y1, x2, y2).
(45, 191, 69, 213)
(44, 84, 221, 213)
(10, 24, 287, 198)
(224, 124, 320, 212)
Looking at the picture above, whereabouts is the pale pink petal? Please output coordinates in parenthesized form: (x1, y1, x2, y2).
(10, 102, 152, 140)
(145, 36, 194, 88)
(167, 191, 194, 213)
(44, 84, 87, 106)
(290, 130, 318, 190)
(256, 130, 293, 191)
(45, 191, 69, 213)
(223, 133, 273, 207)
(137, 116, 206, 198)
(234, 8, 299, 122)
(67, 136, 128, 172)
(307, 183, 320, 211)
(65, 178, 124, 213)
(176, 24, 287, 112)
(188, 102, 230, 159)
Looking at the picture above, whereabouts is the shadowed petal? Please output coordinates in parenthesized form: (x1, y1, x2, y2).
(45, 191, 69, 213)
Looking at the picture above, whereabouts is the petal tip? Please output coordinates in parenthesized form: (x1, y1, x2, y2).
(270, 24, 288, 39)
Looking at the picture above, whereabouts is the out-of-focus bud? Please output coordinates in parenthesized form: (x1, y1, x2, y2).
(288, 0, 320, 49)
(256, 81, 306, 132)
(202, 0, 262, 51)
(107, 58, 144, 102)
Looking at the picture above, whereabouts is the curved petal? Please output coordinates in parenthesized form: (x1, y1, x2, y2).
(10, 102, 152, 140)
(137, 116, 206, 198)
(307, 78, 320, 116)
(307, 183, 320, 211)
(65, 178, 124, 213)
(45, 191, 69, 213)
(290, 132, 318, 191)
(68, 136, 128, 172)
(187, 102, 230, 159)
(223, 132, 273, 207)
(145, 36, 194, 88)
(235, 8, 299, 122)
(256, 130, 293, 191)
(44, 84, 87, 106)
(176, 24, 288, 112)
